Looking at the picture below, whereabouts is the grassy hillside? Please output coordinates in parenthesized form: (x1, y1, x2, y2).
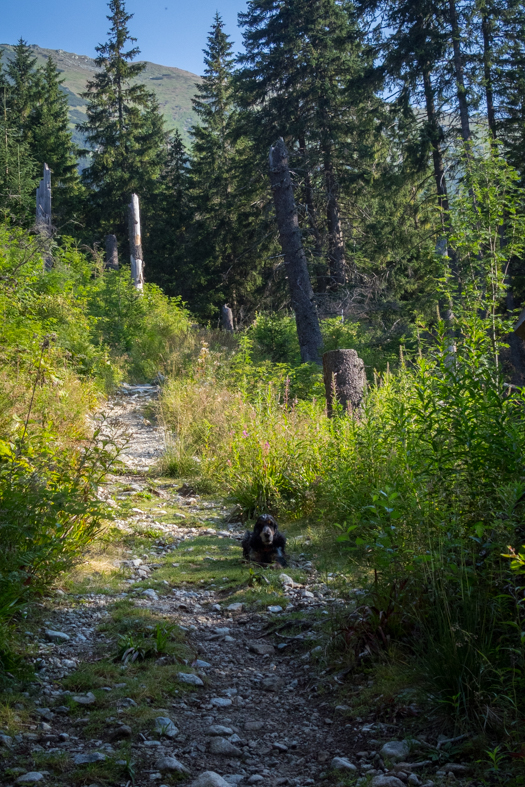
(0, 43, 200, 146)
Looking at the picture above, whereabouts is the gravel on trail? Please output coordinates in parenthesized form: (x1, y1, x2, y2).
(0, 385, 476, 787)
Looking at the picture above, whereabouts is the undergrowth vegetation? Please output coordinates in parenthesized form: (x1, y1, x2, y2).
(1, 145, 525, 762)
(155, 150, 525, 741)
(0, 225, 190, 673)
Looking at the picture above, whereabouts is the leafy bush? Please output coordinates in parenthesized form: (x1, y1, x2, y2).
(0, 427, 117, 623)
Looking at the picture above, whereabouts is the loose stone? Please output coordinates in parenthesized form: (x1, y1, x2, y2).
(178, 672, 204, 686)
(74, 752, 106, 765)
(380, 741, 410, 762)
(190, 773, 231, 787)
(154, 717, 179, 738)
(208, 725, 234, 736)
(72, 692, 96, 705)
(45, 630, 70, 642)
(371, 777, 405, 787)
(16, 774, 45, 784)
(248, 641, 275, 656)
(208, 737, 242, 756)
(210, 697, 232, 708)
(156, 756, 190, 773)
(331, 757, 357, 772)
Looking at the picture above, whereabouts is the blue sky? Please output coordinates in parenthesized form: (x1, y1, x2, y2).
(2, 0, 248, 75)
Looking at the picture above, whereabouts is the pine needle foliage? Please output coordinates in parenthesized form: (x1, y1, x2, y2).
(80, 0, 167, 239)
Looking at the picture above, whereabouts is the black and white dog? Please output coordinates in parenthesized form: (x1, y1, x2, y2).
(242, 514, 287, 567)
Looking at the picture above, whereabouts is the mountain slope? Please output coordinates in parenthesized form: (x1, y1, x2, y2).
(0, 43, 200, 146)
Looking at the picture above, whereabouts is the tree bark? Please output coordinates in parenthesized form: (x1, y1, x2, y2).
(105, 234, 119, 270)
(422, 68, 450, 218)
(448, 0, 471, 143)
(128, 193, 144, 292)
(269, 138, 323, 365)
(222, 304, 234, 332)
(298, 136, 326, 293)
(507, 288, 524, 384)
(421, 67, 460, 288)
(481, 13, 496, 139)
(323, 349, 367, 416)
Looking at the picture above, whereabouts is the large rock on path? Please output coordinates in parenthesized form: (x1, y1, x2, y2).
(16, 775, 45, 785)
(380, 740, 410, 762)
(190, 773, 230, 787)
(331, 757, 357, 772)
(208, 737, 242, 756)
(156, 755, 189, 773)
(154, 716, 179, 738)
(371, 777, 406, 787)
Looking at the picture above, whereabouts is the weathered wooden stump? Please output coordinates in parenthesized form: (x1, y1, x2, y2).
(36, 163, 53, 271)
(323, 349, 367, 416)
(105, 234, 119, 270)
(128, 193, 144, 292)
(222, 304, 234, 332)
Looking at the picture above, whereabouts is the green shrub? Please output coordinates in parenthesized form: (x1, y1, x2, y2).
(0, 427, 117, 622)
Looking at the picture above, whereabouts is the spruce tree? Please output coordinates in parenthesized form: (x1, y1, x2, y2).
(187, 14, 276, 318)
(144, 130, 191, 293)
(237, 0, 379, 290)
(80, 0, 167, 238)
(0, 55, 38, 224)
(492, 0, 525, 177)
(5, 39, 38, 137)
(29, 57, 82, 226)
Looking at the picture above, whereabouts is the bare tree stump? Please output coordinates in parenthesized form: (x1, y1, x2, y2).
(269, 138, 323, 365)
(128, 193, 144, 292)
(36, 163, 52, 271)
(222, 304, 234, 332)
(105, 234, 119, 270)
(323, 349, 367, 416)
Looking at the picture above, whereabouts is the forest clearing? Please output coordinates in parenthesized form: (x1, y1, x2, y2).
(1, 0, 525, 786)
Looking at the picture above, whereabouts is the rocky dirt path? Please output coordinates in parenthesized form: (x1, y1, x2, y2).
(1, 387, 471, 787)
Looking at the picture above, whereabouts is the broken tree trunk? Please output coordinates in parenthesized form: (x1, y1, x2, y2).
(36, 163, 52, 271)
(222, 304, 234, 332)
(105, 234, 119, 270)
(128, 194, 144, 292)
(323, 349, 367, 416)
(269, 138, 323, 365)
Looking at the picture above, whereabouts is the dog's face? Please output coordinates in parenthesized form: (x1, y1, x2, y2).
(255, 514, 278, 546)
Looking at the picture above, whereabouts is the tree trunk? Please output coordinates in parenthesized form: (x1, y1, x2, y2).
(422, 68, 450, 218)
(323, 349, 367, 416)
(298, 136, 326, 293)
(507, 288, 524, 384)
(481, 14, 497, 138)
(222, 304, 234, 332)
(448, 0, 471, 143)
(128, 193, 144, 292)
(105, 234, 119, 270)
(421, 67, 460, 287)
(269, 138, 323, 365)
(36, 163, 53, 271)
(323, 156, 346, 287)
